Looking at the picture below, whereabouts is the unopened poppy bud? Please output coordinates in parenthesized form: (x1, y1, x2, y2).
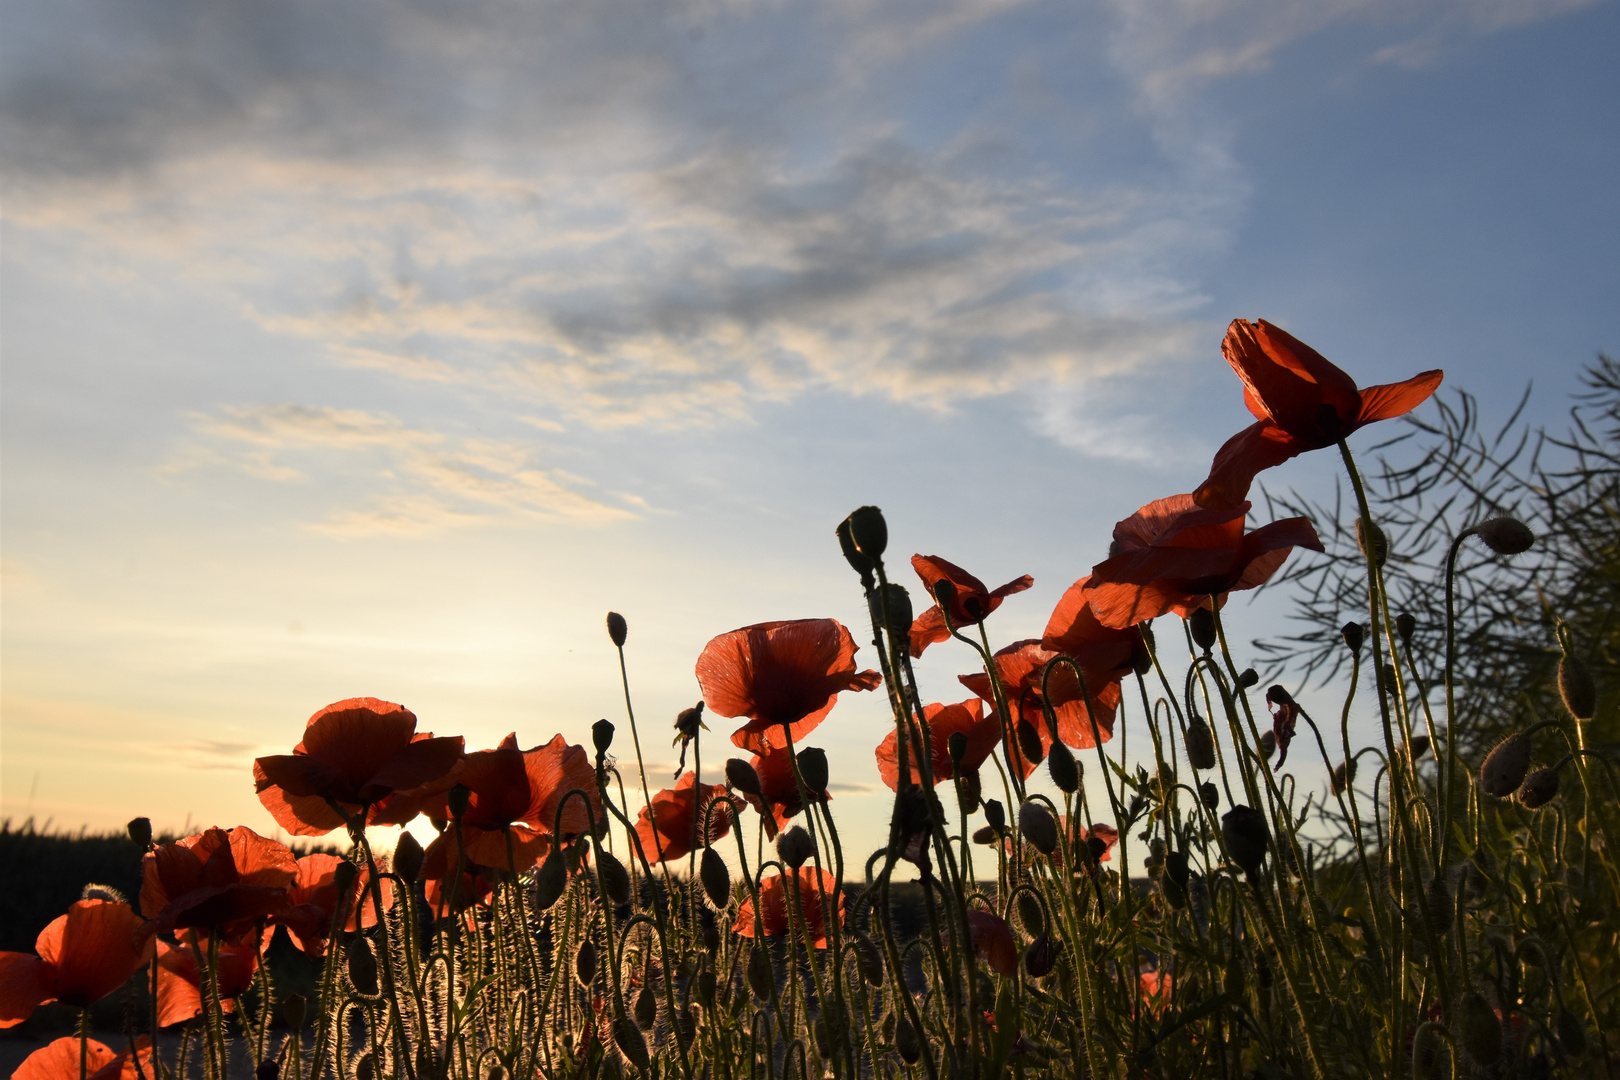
(353, 1054, 374, 1080)
(1556, 1008, 1587, 1056)
(1480, 733, 1532, 798)
(1476, 516, 1534, 556)
(1238, 667, 1259, 689)
(699, 909, 720, 953)
(1014, 891, 1044, 933)
(853, 932, 884, 986)
(592, 719, 615, 755)
(747, 945, 773, 999)
(1395, 612, 1416, 643)
(894, 1018, 923, 1064)
(778, 825, 816, 869)
(971, 825, 997, 844)
(846, 505, 888, 560)
(1085, 834, 1109, 864)
(931, 577, 958, 614)
(1024, 934, 1056, 978)
(1408, 735, 1430, 761)
(447, 782, 471, 819)
(393, 832, 424, 884)
(257, 1061, 280, 1080)
(698, 968, 718, 1007)
(1356, 517, 1388, 567)
(614, 1017, 650, 1070)
(1015, 719, 1044, 766)
(599, 849, 631, 905)
(1458, 991, 1502, 1065)
(674, 1009, 697, 1048)
(725, 758, 762, 796)
(947, 731, 968, 767)
(634, 986, 657, 1028)
(576, 939, 598, 986)
(1019, 801, 1058, 856)
(606, 611, 628, 647)
(1518, 766, 1559, 809)
(1379, 664, 1400, 697)
(1130, 637, 1153, 677)
(127, 817, 152, 848)
(1189, 607, 1217, 652)
(1165, 850, 1190, 891)
(1200, 781, 1219, 810)
(956, 770, 982, 814)
(1342, 621, 1365, 654)
(1223, 953, 1245, 995)
(1185, 716, 1216, 770)
(346, 938, 379, 996)
(835, 516, 874, 579)
(1221, 805, 1268, 875)
(1331, 761, 1354, 796)
(879, 583, 913, 642)
(1559, 651, 1596, 722)
(700, 847, 730, 909)
(333, 860, 359, 895)
(534, 851, 567, 909)
(796, 747, 829, 796)
(1047, 740, 1080, 794)
(1258, 730, 1276, 760)
(283, 994, 307, 1029)
(984, 799, 1005, 831)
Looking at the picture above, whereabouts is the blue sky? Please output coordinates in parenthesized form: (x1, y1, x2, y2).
(2, 0, 1615, 863)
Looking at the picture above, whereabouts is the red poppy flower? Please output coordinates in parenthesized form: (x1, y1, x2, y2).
(418, 733, 602, 874)
(959, 640, 1121, 778)
(1041, 578, 1142, 672)
(14, 1036, 154, 1080)
(962, 910, 1018, 977)
(1082, 495, 1322, 630)
(139, 827, 297, 937)
(1059, 819, 1119, 864)
(418, 834, 496, 916)
(0, 900, 154, 1028)
(154, 936, 259, 1027)
(253, 698, 465, 836)
(1194, 319, 1443, 509)
(271, 854, 392, 958)
(908, 556, 1033, 658)
(696, 619, 881, 754)
(1138, 970, 1173, 1015)
(732, 868, 844, 949)
(633, 771, 745, 864)
(874, 699, 1002, 793)
(742, 744, 832, 840)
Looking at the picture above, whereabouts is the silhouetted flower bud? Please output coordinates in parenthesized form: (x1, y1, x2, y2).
(1258, 730, 1276, 760)
(256, 1060, 280, 1080)
(1047, 740, 1080, 793)
(931, 577, 958, 616)
(853, 932, 884, 986)
(605, 611, 628, 647)
(593, 719, 615, 756)
(956, 769, 982, 814)
(947, 731, 968, 767)
(747, 945, 773, 1000)
(1518, 766, 1560, 809)
(846, 505, 888, 561)
(1024, 934, 1056, 978)
(673, 703, 705, 744)
(1395, 612, 1416, 644)
(698, 969, 718, 1007)
(599, 849, 631, 905)
(984, 799, 1005, 831)
(777, 826, 816, 869)
(614, 1017, 650, 1070)
(346, 938, 378, 996)
(1238, 667, 1259, 689)
(127, 817, 152, 848)
(725, 758, 762, 796)
(447, 783, 471, 819)
(1331, 760, 1357, 796)
(534, 851, 567, 909)
(1165, 850, 1190, 891)
(576, 939, 598, 986)
(699, 908, 720, 953)
(1458, 991, 1502, 1065)
(1015, 719, 1043, 766)
(972, 825, 998, 845)
(1408, 735, 1430, 760)
(1200, 782, 1219, 810)
(1185, 716, 1216, 770)
(333, 860, 358, 895)
(894, 1018, 923, 1064)
(353, 1054, 374, 1080)
(1356, 518, 1388, 567)
(1557, 1008, 1587, 1057)
(1019, 801, 1058, 856)
(393, 832, 424, 884)
(796, 747, 829, 796)
(1221, 805, 1268, 875)
(1342, 622, 1365, 655)
(1480, 733, 1532, 798)
(634, 986, 657, 1029)
(1559, 651, 1596, 722)
(282, 994, 306, 1029)
(1477, 516, 1534, 556)
(1223, 953, 1245, 995)
(1379, 664, 1400, 697)
(700, 847, 730, 909)
(1189, 607, 1217, 652)
(1426, 876, 1453, 936)
(836, 516, 874, 580)
(879, 583, 913, 642)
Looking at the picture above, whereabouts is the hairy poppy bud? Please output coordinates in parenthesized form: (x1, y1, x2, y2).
(1238, 667, 1259, 689)
(1047, 740, 1080, 793)
(778, 825, 816, 869)
(725, 758, 762, 796)
(984, 799, 1005, 831)
(972, 825, 999, 845)
(447, 783, 471, 819)
(700, 909, 720, 953)
(393, 832, 424, 884)
(634, 986, 657, 1029)
(534, 851, 567, 909)
(947, 731, 968, 767)
(854, 932, 884, 986)
(836, 517, 874, 579)
(1185, 716, 1216, 770)
(1331, 761, 1352, 796)
(1258, 730, 1276, 760)
(894, 1018, 923, 1064)
(606, 611, 628, 647)
(127, 817, 152, 848)
(931, 577, 958, 615)
(283, 994, 307, 1029)
(1480, 733, 1532, 798)
(1395, 612, 1416, 644)
(747, 945, 773, 1000)
(333, 859, 358, 895)
(1131, 636, 1153, 677)
(1200, 781, 1219, 810)
(593, 719, 615, 756)
(614, 1017, 650, 1070)
(1221, 805, 1268, 875)
(1557, 1008, 1587, 1056)
(1426, 876, 1453, 936)
(1458, 991, 1502, 1065)
(1408, 735, 1430, 761)
(813, 1018, 832, 1058)
(1024, 934, 1056, 978)
(576, 939, 598, 986)
(346, 938, 378, 996)
(700, 847, 731, 909)
(599, 849, 631, 905)
(1559, 651, 1596, 722)
(845, 505, 887, 562)
(1342, 621, 1365, 655)
(1476, 516, 1534, 556)
(698, 968, 718, 1007)
(1518, 766, 1560, 809)
(353, 1054, 374, 1080)
(1189, 607, 1217, 652)
(879, 583, 913, 642)
(796, 748, 829, 797)
(256, 1060, 280, 1080)
(1019, 801, 1058, 856)
(1356, 518, 1388, 567)
(1015, 719, 1044, 766)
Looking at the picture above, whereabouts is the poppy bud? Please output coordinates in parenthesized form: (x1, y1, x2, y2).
(1188, 607, 1217, 652)
(576, 939, 598, 986)
(346, 938, 379, 996)
(1379, 664, 1400, 697)
(699, 909, 720, 953)
(599, 849, 631, 905)
(1356, 518, 1388, 567)
(283, 994, 307, 1029)
(1238, 667, 1259, 689)
(1019, 801, 1058, 856)
(447, 783, 472, 819)
(393, 832, 424, 884)
(1130, 637, 1153, 677)
(1085, 834, 1109, 864)
(353, 1054, 374, 1080)
(1047, 740, 1080, 794)
(700, 847, 731, 909)
(1458, 991, 1502, 1065)
(1200, 782, 1219, 810)
(1223, 953, 1245, 995)
(1517, 766, 1559, 809)
(593, 719, 615, 756)
(1480, 733, 1532, 798)
(845, 505, 888, 560)
(697, 968, 718, 1007)
(333, 859, 359, 895)
(796, 748, 829, 797)
(984, 799, 1005, 831)
(1426, 876, 1453, 936)
(534, 851, 567, 909)
(931, 577, 958, 616)
(674, 1010, 697, 1049)
(614, 1017, 650, 1070)
(747, 945, 773, 1000)
(1015, 719, 1044, 766)
(1330, 761, 1354, 796)
(1559, 651, 1596, 722)
(777, 826, 816, 870)
(1556, 1008, 1587, 1056)
(956, 770, 982, 814)
(853, 932, 884, 986)
(1395, 612, 1416, 644)
(1009, 892, 1039, 934)
(127, 817, 152, 848)
(1221, 805, 1268, 876)
(972, 825, 998, 845)
(1024, 934, 1057, 978)
(725, 758, 762, 796)
(1185, 716, 1216, 770)
(947, 731, 968, 768)
(894, 1018, 923, 1064)
(256, 1061, 280, 1080)
(835, 516, 874, 579)
(606, 611, 628, 647)
(1408, 735, 1430, 761)
(1342, 621, 1365, 655)
(634, 986, 657, 1029)
(1476, 516, 1534, 556)
(879, 583, 913, 642)
(1258, 730, 1276, 761)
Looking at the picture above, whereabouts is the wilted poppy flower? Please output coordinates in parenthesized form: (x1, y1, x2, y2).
(417, 733, 601, 873)
(959, 641, 1121, 778)
(272, 854, 392, 958)
(732, 868, 844, 949)
(696, 619, 881, 754)
(1194, 319, 1444, 509)
(633, 771, 745, 864)
(962, 910, 1018, 976)
(1266, 686, 1301, 768)
(140, 827, 297, 938)
(154, 936, 259, 1027)
(14, 1036, 153, 1080)
(1083, 495, 1322, 629)
(254, 698, 464, 836)
(1041, 578, 1142, 673)
(874, 699, 1002, 793)
(742, 744, 831, 840)
(908, 556, 1033, 658)
(0, 900, 154, 1028)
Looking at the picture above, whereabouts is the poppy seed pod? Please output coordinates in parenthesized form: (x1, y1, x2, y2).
(1047, 740, 1080, 794)
(1019, 800, 1059, 856)
(1238, 667, 1259, 689)
(1258, 730, 1276, 760)
(599, 849, 631, 905)
(1559, 652, 1596, 722)
(1185, 716, 1217, 770)
(592, 719, 615, 756)
(1200, 782, 1219, 810)
(1024, 934, 1057, 978)
(725, 758, 762, 796)
(846, 505, 888, 560)
(534, 851, 567, 910)
(127, 817, 152, 848)
(796, 747, 829, 796)
(614, 1017, 650, 1071)
(634, 986, 657, 1029)
(1189, 607, 1217, 653)
(606, 611, 628, 647)
(747, 945, 773, 1000)
(575, 939, 598, 986)
(1518, 766, 1560, 809)
(1480, 733, 1532, 798)
(854, 932, 884, 986)
(1221, 805, 1269, 875)
(984, 799, 1006, 831)
(777, 825, 816, 869)
(879, 583, 913, 642)
(835, 517, 874, 579)
(346, 938, 379, 996)
(700, 847, 731, 909)
(1458, 991, 1502, 1065)
(1015, 719, 1044, 765)
(1342, 621, 1365, 655)
(392, 832, 424, 884)
(1476, 515, 1534, 556)
(1356, 517, 1388, 567)
(283, 994, 307, 1029)
(447, 782, 472, 819)
(1395, 612, 1416, 644)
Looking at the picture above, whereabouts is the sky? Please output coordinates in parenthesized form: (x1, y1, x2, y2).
(2, 0, 1616, 869)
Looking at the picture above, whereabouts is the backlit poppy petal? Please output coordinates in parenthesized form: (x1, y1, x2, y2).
(963, 910, 1018, 976)
(744, 744, 831, 840)
(14, 1037, 119, 1080)
(34, 900, 153, 1009)
(1040, 578, 1140, 673)
(252, 763, 351, 836)
(634, 771, 743, 864)
(0, 953, 52, 1027)
(1194, 420, 1303, 511)
(874, 699, 998, 792)
(1230, 516, 1324, 592)
(1355, 370, 1445, 424)
(1226, 320, 1362, 437)
(732, 869, 843, 948)
(908, 555, 1032, 657)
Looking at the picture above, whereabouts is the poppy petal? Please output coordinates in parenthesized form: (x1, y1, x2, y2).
(0, 953, 52, 1027)
(15, 1037, 119, 1080)
(253, 767, 352, 837)
(907, 605, 950, 658)
(34, 901, 153, 1008)
(963, 910, 1018, 976)
(1229, 516, 1324, 592)
(1226, 320, 1361, 438)
(365, 734, 466, 804)
(1355, 370, 1444, 425)
(1193, 420, 1304, 510)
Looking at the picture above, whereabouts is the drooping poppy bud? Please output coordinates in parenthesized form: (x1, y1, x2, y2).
(853, 932, 884, 986)
(1518, 767, 1560, 809)
(606, 612, 628, 647)
(1559, 650, 1596, 722)
(1015, 891, 1044, 934)
(1258, 730, 1276, 760)
(879, 583, 913, 643)
(1015, 719, 1043, 766)
(333, 859, 359, 895)
(283, 994, 307, 1029)
(1331, 762, 1351, 796)
(747, 945, 773, 1000)
(894, 1018, 923, 1064)
(1221, 805, 1268, 875)
(1476, 516, 1534, 556)
(1185, 716, 1216, 770)
(1480, 733, 1532, 798)
(576, 939, 598, 986)
(257, 1059, 281, 1080)
(393, 832, 425, 884)
(796, 748, 829, 797)
(1356, 518, 1388, 567)
(353, 1055, 374, 1080)
(1200, 782, 1219, 810)
(699, 908, 720, 953)
(1238, 668, 1259, 689)
(534, 851, 567, 909)
(777, 826, 816, 870)
(599, 850, 632, 905)
(1024, 934, 1057, 978)
(984, 799, 1005, 832)
(725, 758, 762, 796)
(972, 825, 999, 845)
(1458, 991, 1502, 1065)
(447, 783, 472, 819)
(615, 1017, 650, 1070)
(1342, 622, 1365, 655)
(1019, 801, 1058, 856)
(947, 731, 968, 768)
(700, 847, 731, 909)
(846, 506, 888, 562)
(1408, 735, 1431, 761)
(1188, 607, 1217, 653)
(1047, 740, 1080, 794)
(127, 817, 153, 848)
(593, 719, 616, 756)
(1395, 612, 1416, 644)
(346, 937, 379, 996)
(634, 986, 657, 1029)
(1165, 851, 1190, 891)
